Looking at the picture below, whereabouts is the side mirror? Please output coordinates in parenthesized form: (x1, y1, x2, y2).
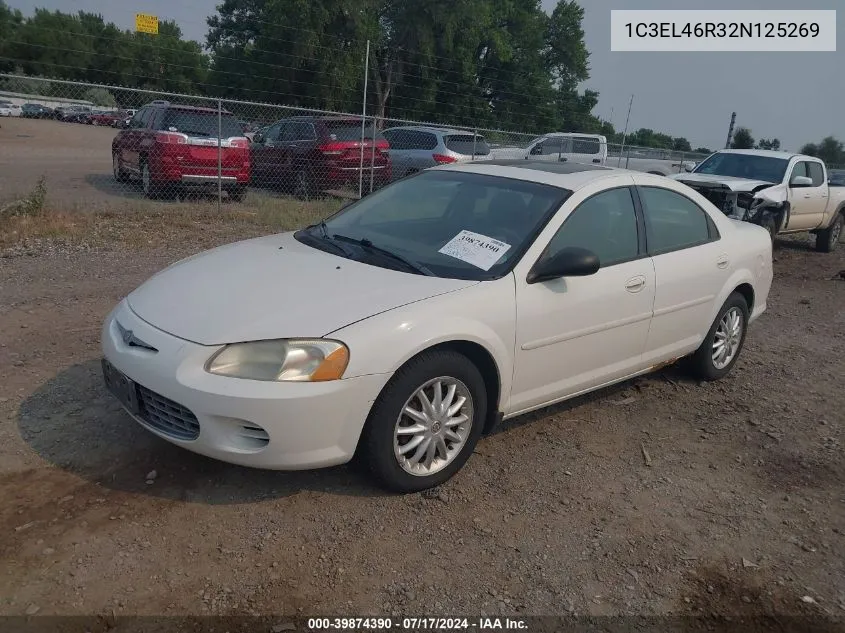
(526, 247, 600, 284)
(790, 175, 813, 187)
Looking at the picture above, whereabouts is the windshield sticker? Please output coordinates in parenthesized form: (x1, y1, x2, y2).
(438, 230, 511, 271)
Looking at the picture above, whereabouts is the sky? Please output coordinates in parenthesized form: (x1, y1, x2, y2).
(7, 0, 843, 151)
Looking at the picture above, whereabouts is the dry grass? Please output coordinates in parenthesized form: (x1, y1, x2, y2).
(0, 189, 344, 252)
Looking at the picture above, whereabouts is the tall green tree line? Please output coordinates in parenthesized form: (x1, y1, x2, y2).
(2, 0, 703, 148)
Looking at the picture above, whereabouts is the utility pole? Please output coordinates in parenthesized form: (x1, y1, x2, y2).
(725, 111, 737, 149)
(617, 94, 634, 167)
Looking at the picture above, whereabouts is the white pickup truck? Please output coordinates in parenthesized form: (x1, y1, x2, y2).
(489, 133, 698, 175)
(671, 149, 845, 252)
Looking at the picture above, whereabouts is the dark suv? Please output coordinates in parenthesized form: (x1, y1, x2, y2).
(112, 101, 250, 200)
(250, 116, 391, 198)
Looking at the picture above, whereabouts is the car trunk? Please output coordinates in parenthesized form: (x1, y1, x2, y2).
(157, 109, 248, 172)
(320, 121, 390, 171)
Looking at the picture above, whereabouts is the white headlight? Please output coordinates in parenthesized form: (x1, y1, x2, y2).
(205, 339, 349, 382)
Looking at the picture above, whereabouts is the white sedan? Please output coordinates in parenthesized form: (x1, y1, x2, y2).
(101, 161, 773, 492)
(0, 102, 22, 117)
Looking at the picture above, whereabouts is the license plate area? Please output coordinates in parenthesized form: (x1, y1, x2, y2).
(102, 358, 141, 415)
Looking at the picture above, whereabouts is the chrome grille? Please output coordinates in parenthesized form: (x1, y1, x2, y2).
(137, 385, 200, 441)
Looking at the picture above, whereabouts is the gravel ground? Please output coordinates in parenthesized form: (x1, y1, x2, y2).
(0, 223, 843, 630)
(1, 116, 844, 629)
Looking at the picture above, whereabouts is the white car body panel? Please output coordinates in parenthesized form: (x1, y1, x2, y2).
(102, 163, 772, 471)
(127, 233, 478, 345)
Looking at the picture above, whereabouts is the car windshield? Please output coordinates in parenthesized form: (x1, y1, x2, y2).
(692, 153, 789, 183)
(444, 134, 491, 156)
(159, 110, 244, 138)
(295, 170, 569, 281)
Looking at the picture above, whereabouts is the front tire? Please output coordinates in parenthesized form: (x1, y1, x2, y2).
(689, 292, 749, 381)
(760, 213, 778, 247)
(360, 350, 487, 493)
(293, 168, 316, 200)
(227, 186, 247, 202)
(815, 212, 843, 253)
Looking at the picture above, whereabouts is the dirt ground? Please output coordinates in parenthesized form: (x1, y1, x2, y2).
(0, 117, 125, 204)
(1, 116, 844, 631)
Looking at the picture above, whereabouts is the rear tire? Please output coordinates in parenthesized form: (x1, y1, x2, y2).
(688, 292, 749, 382)
(141, 161, 161, 199)
(360, 350, 487, 493)
(815, 212, 843, 253)
(112, 152, 128, 183)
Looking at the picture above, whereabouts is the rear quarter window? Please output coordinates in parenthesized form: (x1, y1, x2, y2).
(444, 134, 491, 156)
(571, 136, 602, 154)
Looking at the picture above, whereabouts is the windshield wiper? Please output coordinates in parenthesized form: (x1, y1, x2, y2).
(331, 234, 433, 276)
(299, 222, 351, 256)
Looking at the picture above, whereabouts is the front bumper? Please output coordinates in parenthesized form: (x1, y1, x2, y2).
(101, 300, 389, 470)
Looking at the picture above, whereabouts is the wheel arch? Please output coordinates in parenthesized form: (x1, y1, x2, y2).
(733, 282, 755, 314)
(384, 339, 503, 435)
(709, 271, 758, 326)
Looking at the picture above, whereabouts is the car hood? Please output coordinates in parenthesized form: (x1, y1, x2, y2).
(127, 232, 478, 345)
(671, 172, 776, 192)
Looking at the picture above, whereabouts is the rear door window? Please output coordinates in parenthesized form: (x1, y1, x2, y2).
(444, 134, 491, 156)
(807, 162, 825, 186)
(639, 186, 718, 254)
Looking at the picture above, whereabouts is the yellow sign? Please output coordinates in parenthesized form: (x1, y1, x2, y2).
(135, 13, 159, 35)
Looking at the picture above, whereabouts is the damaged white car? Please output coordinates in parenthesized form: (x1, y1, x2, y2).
(671, 149, 845, 252)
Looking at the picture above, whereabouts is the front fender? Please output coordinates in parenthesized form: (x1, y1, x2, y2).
(328, 278, 517, 411)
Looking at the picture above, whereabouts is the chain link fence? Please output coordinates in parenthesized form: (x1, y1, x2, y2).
(1, 74, 714, 211)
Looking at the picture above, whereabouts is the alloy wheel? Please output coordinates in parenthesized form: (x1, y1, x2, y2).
(712, 307, 744, 370)
(393, 377, 473, 476)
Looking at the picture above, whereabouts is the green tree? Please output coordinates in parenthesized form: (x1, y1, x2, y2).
(2, 8, 208, 94)
(800, 137, 845, 165)
(0, 1, 24, 73)
(730, 127, 754, 149)
(756, 138, 780, 151)
(694, 146, 712, 154)
(83, 86, 115, 107)
(672, 137, 691, 152)
(205, 0, 596, 132)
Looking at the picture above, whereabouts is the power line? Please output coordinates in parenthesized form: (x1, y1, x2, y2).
(6, 22, 555, 105)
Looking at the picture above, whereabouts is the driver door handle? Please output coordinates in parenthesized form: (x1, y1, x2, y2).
(625, 275, 646, 292)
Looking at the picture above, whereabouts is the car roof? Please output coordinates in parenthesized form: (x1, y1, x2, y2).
(284, 115, 362, 122)
(383, 125, 485, 137)
(542, 132, 606, 139)
(715, 148, 798, 160)
(146, 103, 233, 115)
(435, 159, 633, 190)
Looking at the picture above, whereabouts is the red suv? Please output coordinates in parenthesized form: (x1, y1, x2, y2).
(112, 101, 250, 200)
(250, 116, 391, 198)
